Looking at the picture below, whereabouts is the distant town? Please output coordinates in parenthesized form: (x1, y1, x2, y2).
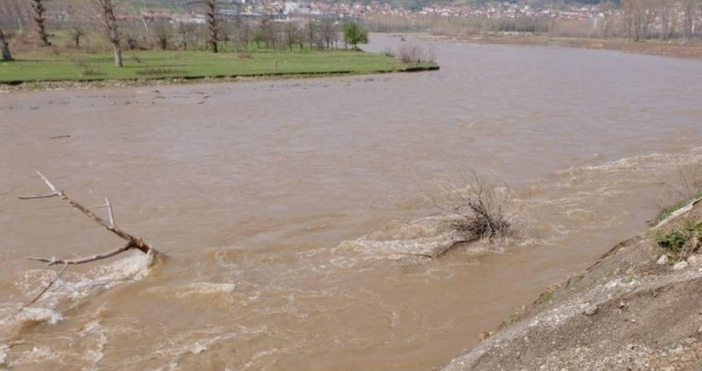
(135, 1, 604, 24)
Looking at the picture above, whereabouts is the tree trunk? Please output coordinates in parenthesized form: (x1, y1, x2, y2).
(110, 23, 122, 66)
(98, 0, 123, 67)
(113, 43, 122, 67)
(682, 0, 694, 42)
(0, 26, 13, 61)
(206, 0, 218, 53)
(31, 0, 50, 47)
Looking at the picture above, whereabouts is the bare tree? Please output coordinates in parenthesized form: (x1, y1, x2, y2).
(283, 22, 299, 52)
(176, 21, 196, 50)
(305, 19, 316, 49)
(30, 0, 49, 46)
(205, 0, 218, 52)
(88, 0, 122, 67)
(320, 17, 336, 50)
(0, 25, 12, 61)
(70, 24, 83, 48)
(0, 0, 30, 32)
(258, 16, 275, 48)
(656, 0, 673, 40)
(681, 0, 700, 41)
(234, 17, 251, 51)
(65, 3, 83, 48)
(250, 29, 262, 49)
(599, 1, 617, 38)
(151, 21, 171, 50)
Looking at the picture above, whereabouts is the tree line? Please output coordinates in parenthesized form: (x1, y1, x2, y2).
(0, 0, 370, 64)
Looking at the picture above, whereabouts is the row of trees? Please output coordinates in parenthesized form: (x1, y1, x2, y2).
(364, 0, 702, 42)
(0, 0, 371, 64)
(621, 0, 702, 41)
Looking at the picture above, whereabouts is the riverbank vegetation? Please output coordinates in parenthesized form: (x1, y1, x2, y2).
(650, 165, 702, 262)
(363, 0, 702, 59)
(653, 165, 702, 225)
(0, 0, 437, 86)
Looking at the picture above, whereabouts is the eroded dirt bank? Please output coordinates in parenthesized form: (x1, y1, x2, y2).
(443, 199, 702, 371)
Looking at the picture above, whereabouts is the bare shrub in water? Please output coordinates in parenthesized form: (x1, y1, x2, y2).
(397, 42, 435, 64)
(429, 171, 513, 243)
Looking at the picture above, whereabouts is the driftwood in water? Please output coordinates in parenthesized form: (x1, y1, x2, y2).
(10, 171, 159, 317)
(19, 170, 159, 265)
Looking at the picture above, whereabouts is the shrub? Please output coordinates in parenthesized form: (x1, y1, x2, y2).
(73, 56, 105, 76)
(652, 218, 702, 260)
(135, 67, 186, 76)
(397, 42, 435, 64)
(429, 171, 513, 242)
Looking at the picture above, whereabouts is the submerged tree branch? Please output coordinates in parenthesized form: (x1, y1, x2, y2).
(19, 170, 159, 265)
(8, 171, 160, 318)
(11, 263, 68, 318)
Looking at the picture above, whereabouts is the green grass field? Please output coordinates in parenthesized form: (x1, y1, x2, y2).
(0, 47, 437, 83)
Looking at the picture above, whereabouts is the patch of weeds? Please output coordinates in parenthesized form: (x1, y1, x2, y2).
(135, 67, 186, 76)
(653, 197, 700, 225)
(613, 286, 625, 297)
(537, 289, 555, 304)
(651, 218, 702, 261)
(605, 268, 618, 278)
(237, 52, 253, 59)
(499, 306, 527, 329)
(654, 165, 702, 225)
(73, 56, 105, 76)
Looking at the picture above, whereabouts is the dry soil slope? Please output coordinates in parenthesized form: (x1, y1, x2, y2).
(443, 199, 702, 371)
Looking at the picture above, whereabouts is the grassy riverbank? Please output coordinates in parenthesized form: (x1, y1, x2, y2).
(0, 47, 437, 86)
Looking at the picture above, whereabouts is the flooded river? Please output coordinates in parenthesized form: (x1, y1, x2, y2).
(1, 34, 702, 370)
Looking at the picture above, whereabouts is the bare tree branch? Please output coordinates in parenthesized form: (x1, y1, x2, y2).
(10, 263, 68, 318)
(19, 170, 159, 266)
(106, 197, 116, 227)
(28, 241, 137, 266)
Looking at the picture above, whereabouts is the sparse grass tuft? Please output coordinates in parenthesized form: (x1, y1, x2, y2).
(653, 164, 702, 225)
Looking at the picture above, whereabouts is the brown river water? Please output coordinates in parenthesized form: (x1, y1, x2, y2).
(1, 34, 702, 370)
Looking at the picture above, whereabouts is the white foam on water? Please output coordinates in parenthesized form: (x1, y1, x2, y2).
(334, 216, 464, 259)
(78, 319, 108, 369)
(119, 324, 273, 370)
(0, 344, 8, 367)
(145, 282, 237, 301)
(1, 251, 156, 340)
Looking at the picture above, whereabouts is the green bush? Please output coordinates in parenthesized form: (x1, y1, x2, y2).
(652, 218, 702, 260)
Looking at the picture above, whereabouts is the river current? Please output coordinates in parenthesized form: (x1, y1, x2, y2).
(1, 33, 701, 370)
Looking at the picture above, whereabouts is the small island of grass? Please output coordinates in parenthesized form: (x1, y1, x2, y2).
(0, 46, 438, 86)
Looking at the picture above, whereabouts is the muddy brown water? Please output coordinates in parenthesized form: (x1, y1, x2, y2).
(1, 34, 702, 370)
